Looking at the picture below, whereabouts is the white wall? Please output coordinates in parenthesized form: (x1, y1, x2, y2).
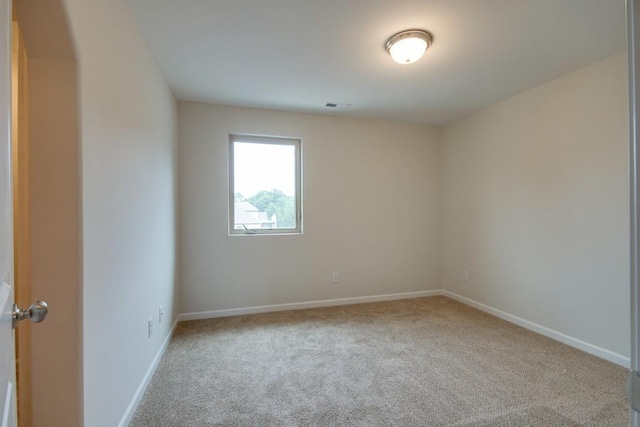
(178, 103, 441, 313)
(442, 53, 629, 359)
(62, 1, 178, 426)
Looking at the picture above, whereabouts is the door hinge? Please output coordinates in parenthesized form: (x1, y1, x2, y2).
(627, 370, 640, 411)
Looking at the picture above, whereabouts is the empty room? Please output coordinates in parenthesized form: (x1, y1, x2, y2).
(1, 0, 639, 426)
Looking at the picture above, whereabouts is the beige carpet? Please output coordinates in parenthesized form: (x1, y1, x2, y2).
(130, 296, 628, 426)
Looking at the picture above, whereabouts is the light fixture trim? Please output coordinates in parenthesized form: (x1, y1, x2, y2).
(385, 29, 433, 64)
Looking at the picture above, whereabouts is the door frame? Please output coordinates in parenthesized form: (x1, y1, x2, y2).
(628, 0, 640, 425)
(0, 0, 16, 425)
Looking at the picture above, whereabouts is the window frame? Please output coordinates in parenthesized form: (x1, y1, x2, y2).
(228, 133, 303, 236)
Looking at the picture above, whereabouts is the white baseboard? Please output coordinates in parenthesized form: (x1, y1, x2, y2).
(177, 290, 442, 321)
(118, 317, 179, 427)
(113, 288, 628, 426)
(178, 289, 629, 368)
(176, 288, 627, 368)
(442, 290, 630, 368)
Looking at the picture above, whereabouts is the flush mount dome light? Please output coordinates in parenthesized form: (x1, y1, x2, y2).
(385, 29, 433, 64)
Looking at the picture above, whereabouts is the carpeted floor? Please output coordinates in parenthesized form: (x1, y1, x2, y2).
(130, 296, 628, 426)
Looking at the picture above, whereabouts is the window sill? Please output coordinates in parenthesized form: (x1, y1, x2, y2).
(228, 231, 303, 237)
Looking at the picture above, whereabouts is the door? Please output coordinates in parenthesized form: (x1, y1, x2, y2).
(0, 0, 15, 425)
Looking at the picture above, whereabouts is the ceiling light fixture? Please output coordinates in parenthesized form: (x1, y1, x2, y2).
(385, 29, 433, 64)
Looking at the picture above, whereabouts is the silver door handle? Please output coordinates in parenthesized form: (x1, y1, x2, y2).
(12, 301, 48, 329)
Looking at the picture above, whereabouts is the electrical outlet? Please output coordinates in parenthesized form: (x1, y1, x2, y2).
(462, 270, 470, 282)
(159, 305, 164, 323)
(148, 318, 153, 338)
(332, 272, 340, 283)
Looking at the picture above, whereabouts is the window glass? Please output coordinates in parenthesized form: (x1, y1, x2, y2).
(229, 135, 301, 234)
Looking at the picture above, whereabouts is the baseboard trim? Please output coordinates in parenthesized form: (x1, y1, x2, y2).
(177, 290, 442, 321)
(178, 289, 629, 368)
(118, 317, 179, 427)
(442, 290, 630, 368)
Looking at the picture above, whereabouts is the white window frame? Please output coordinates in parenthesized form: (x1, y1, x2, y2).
(228, 133, 302, 235)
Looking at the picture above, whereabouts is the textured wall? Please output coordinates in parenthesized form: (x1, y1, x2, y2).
(62, 0, 179, 425)
(178, 102, 442, 313)
(442, 52, 629, 359)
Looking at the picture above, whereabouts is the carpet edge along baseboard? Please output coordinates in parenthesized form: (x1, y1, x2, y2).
(178, 289, 630, 368)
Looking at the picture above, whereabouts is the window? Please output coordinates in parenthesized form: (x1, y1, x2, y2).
(229, 134, 302, 235)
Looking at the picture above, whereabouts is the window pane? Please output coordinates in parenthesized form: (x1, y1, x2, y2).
(233, 141, 297, 230)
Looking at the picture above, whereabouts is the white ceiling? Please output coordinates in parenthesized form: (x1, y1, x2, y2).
(127, 0, 626, 125)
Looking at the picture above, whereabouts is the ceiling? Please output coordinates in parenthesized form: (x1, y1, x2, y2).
(127, 0, 626, 126)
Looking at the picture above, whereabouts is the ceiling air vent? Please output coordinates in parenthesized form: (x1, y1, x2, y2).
(325, 102, 351, 111)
